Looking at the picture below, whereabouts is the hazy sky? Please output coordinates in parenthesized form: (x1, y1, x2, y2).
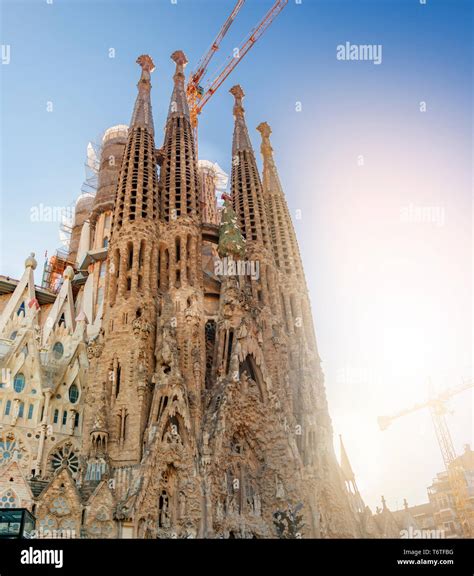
(1, 0, 472, 511)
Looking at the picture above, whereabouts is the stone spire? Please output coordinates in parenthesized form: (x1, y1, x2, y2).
(82, 55, 159, 467)
(159, 51, 200, 222)
(229, 85, 269, 249)
(112, 55, 159, 236)
(257, 121, 282, 190)
(257, 121, 303, 281)
(168, 50, 190, 119)
(130, 54, 156, 136)
(230, 85, 253, 155)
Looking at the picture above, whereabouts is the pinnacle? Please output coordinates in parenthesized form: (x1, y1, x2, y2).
(230, 84, 245, 100)
(136, 54, 155, 73)
(257, 121, 272, 138)
(171, 50, 188, 68)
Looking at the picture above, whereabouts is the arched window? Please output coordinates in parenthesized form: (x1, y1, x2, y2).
(127, 242, 133, 271)
(68, 384, 79, 404)
(52, 342, 64, 359)
(163, 248, 169, 290)
(13, 373, 25, 393)
(62, 411, 68, 426)
(53, 409, 59, 424)
(225, 329, 234, 374)
(205, 320, 216, 389)
(18, 402, 24, 418)
(138, 240, 145, 269)
(186, 235, 193, 286)
(123, 412, 128, 440)
(115, 363, 121, 398)
(17, 302, 25, 317)
(5, 400, 11, 416)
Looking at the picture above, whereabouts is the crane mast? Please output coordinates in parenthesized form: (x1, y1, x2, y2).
(378, 379, 474, 537)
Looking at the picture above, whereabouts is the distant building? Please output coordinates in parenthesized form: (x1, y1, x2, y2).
(394, 445, 474, 538)
(427, 445, 474, 537)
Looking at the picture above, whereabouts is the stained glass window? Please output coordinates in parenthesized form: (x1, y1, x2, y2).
(51, 444, 79, 476)
(68, 384, 79, 404)
(52, 342, 64, 359)
(13, 373, 25, 393)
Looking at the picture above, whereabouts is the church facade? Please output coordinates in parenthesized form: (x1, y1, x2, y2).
(0, 53, 363, 539)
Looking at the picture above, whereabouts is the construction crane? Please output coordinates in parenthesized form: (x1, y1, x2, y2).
(378, 379, 474, 537)
(186, 0, 288, 151)
(187, 0, 245, 95)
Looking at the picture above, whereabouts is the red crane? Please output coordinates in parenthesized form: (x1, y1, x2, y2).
(186, 0, 288, 151)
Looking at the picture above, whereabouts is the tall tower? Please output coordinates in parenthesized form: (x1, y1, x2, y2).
(227, 87, 286, 406)
(228, 86, 280, 311)
(156, 51, 204, 430)
(256, 121, 357, 536)
(82, 55, 159, 469)
(79, 125, 129, 337)
(257, 121, 316, 350)
(230, 86, 269, 251)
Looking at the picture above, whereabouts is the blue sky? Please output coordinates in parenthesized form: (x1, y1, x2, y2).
(1, 0, 472, 511)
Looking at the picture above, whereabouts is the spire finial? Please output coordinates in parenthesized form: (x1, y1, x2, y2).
(136, 55, 155, 91)
(168, 51, 190, 119)
(130, 55, 155, 134)
(137, 54, 155, 75)
(230, 85, 245, 118)
(25, 252, 37, 270)
(257, 121, 274, 159)
(171, 50, 188, 83)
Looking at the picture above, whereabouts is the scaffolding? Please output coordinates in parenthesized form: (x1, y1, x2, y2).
(41, 249, 75, 293)
(41, 139, 102, 293)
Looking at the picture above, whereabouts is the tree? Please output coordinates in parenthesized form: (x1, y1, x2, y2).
(273, 503, 304, 538)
